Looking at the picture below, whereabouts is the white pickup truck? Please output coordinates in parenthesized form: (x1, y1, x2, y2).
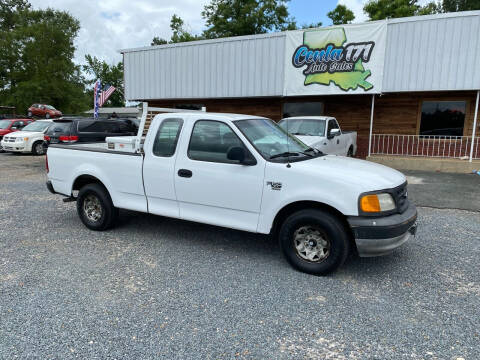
(46, 108, 417, 275)
(279, 116, 357, 157)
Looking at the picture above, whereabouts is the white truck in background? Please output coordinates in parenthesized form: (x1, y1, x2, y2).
(45, 105, 416, 275)
(279, 116, 357, 157)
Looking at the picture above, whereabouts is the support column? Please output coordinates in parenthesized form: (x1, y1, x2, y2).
(368, 94, 375, 157)
(469, 90, 479, 162)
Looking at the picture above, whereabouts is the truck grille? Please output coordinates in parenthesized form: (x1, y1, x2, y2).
(392, 182, 409, 213)
(3, 137, 15, 143)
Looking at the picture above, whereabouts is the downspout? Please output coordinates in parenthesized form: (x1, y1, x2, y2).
(469, 90, 479, 162)
(368, 94, 375, 157)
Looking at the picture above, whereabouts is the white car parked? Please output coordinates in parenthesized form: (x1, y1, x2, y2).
(45, 110, 417, 275)
(1, 120, 52, 155)
(279, 116, 357, 157)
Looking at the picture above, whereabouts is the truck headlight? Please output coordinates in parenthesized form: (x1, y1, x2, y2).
(360, 193, 395, 213)
(16, 137, 24, 142)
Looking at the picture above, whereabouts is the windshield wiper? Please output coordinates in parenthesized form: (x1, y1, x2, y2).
(269, 151, 300, 159)
(303, 147, 325, 157)
(291, 132, 318, 136)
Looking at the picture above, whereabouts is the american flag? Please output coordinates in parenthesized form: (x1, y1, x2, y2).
(93, 79, 101, 119)
(99, 85, 116, 107)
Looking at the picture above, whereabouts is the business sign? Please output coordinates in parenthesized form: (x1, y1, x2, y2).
(284, 21, 387, 95)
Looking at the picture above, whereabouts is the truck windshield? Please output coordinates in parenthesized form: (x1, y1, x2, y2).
(0, 120, 11, 129)
(234, 119, 321, 161)
(278, 118, 326, 136)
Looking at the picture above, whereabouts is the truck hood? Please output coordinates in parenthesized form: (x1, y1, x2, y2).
(295, 135, 325, 147)
(3, 130, 42, 138)
(292, 155, 406, 191)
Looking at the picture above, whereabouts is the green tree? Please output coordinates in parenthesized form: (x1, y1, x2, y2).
(364, 0, 439, 20)
(0, 0, 31, 96)
(298, 21, 323, 29)
(327, 4, 355, 25)
(201, 0, 295, 38)
(151, 36, 168, 46)
(151, 14, 202, 46)
(0, 3, 89, 114)
(442, 0, 480, 11)
(170, 14, 203, 43)
(83, 55, 124, 107)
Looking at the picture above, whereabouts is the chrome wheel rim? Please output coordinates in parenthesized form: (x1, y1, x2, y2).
(83, 194, 102, 222)
(293, 226, 330, 262)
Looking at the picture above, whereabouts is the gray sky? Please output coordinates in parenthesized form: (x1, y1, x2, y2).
(28, 0, 379, 66)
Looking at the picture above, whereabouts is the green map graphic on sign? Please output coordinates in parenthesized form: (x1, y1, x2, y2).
(292, 28, 375, 91)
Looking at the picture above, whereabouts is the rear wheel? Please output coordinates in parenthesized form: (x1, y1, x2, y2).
(31, 141, 45, 155)
(278, 209, 350, 275)
(27, 111, 32, 117)
(77, 183, 118, 231)
(45, 113, 50, 119)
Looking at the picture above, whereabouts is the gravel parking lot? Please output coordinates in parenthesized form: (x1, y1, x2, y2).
(1, 153, 479, 359)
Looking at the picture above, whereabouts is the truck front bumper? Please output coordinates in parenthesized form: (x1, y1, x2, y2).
(347, 203, 417, 257)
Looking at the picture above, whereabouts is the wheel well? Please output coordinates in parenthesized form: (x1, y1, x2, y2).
(271, 201, 353, 239)
(72, 175, 104, 192)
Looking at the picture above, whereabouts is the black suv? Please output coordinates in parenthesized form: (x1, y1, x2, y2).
(44, 117, 138, 147)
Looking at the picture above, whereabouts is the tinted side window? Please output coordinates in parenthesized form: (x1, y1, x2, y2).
(152, 118, 183, 157)
(77, 120, 102, 132)
(327, 119, 339, 132)
(102, 122, 121, 133)
(188, 120, 246, 164)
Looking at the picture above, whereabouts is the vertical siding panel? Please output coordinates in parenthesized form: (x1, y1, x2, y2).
(451, 19, 463, 90)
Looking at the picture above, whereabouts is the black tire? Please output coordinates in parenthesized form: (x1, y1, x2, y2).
(347, 146, 354, 157)
(278, 209, 350, 275)
(31, 141, 45, 155)
(27, 111, 32, 117)
(77, 183, 118, 231)
(45, 113, 50, 119)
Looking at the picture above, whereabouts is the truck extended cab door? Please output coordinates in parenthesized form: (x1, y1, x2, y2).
(174, 119, 265, 232)
(143, 117, 184, 218)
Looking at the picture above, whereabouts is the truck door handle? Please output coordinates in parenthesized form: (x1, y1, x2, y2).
(337, 139, 339, 144)
(178, 169, 192, 178)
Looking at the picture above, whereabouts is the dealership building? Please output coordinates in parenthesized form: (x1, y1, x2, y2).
(121, 11, 480, 170)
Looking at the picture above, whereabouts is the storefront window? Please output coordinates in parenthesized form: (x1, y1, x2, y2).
(283, 102, 324, 118)
(174, 104, 205, 111)
(419, 101, 466, 137)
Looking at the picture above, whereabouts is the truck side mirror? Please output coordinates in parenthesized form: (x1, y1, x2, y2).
(227, 146, 256, 166)
(328, 128, 340, 139)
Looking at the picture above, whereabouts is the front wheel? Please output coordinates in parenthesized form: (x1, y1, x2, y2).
(31, 141, 45, 155)
(278, 209, 350, 275)
(77, 183, 118, 231)
(45, 113, 50, 119)
(27, 111, 32, 117)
